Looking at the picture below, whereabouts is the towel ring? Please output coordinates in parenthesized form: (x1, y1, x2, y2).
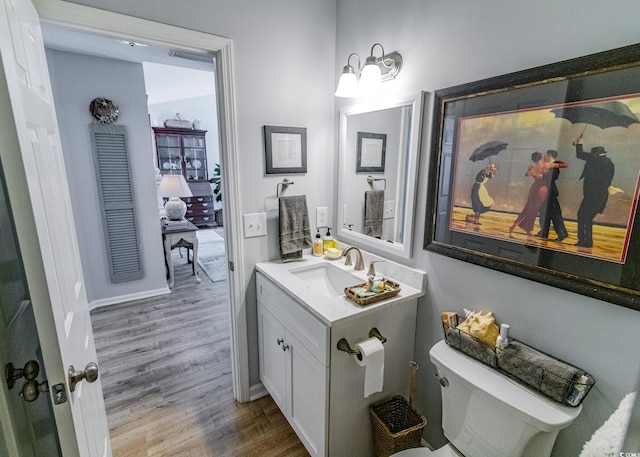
(276, 178, 294, 198)
(367, 175, 386, 191)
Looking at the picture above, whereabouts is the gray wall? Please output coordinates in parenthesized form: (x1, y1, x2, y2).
(45, 49, 167, 304)
(335, 1, 640, 456)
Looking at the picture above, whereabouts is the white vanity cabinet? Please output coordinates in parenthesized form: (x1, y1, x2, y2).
(257, 272, 329, 457)
(256, 255, 425, 457)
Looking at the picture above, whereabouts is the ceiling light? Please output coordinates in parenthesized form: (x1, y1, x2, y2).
(116, 40, 148, 47)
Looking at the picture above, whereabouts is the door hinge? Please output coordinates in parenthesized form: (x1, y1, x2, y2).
(229, 260, 234, 272)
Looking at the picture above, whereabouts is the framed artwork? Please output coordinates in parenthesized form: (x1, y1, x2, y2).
(424, 43, 640, 310)
(356, 132, 386, 173)
(263, 125, 307, 174)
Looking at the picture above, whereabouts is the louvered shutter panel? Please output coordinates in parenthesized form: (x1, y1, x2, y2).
(89, 124, 143, 282)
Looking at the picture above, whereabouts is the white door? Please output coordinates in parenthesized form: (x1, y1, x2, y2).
(0, 0, 110, 456)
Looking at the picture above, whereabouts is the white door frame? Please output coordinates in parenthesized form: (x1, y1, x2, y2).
(33, 0, 249, 402)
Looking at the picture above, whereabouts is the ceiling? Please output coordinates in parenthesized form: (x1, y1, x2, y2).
(42, 23, 217, 104)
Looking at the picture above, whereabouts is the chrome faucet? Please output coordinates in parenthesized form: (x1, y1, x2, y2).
(342, 246, 365, 271)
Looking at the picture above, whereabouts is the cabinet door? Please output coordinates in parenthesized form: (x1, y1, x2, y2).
(156, 133, 182, 175)
(182, 134, 207, 181)
(288, 332, 328, 457)
(257, 304, 287, 412)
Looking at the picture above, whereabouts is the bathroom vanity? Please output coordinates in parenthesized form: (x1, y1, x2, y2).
(255, 252, 426, 457)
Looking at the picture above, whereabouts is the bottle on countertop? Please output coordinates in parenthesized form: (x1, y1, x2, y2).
(323, 228, 334, 254)
(313, 229, 323, 257)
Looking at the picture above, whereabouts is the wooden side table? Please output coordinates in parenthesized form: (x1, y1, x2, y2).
(161, 220, 201, 288)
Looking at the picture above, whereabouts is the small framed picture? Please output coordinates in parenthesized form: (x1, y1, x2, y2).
(356, 132, 386, 173)
(263, 125, 307, 174)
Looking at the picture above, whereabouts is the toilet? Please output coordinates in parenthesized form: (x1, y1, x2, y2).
(393, 340, 582, 457)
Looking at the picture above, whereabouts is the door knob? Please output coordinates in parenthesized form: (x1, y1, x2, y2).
(20, 379, 49, 402)
(5, 360, 40, 389)
(68, 362, 99, 392)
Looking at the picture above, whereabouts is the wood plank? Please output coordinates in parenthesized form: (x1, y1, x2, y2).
(91, 245, 309, 456)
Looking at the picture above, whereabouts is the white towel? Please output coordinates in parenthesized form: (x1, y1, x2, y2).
(579, 392, 636, 457)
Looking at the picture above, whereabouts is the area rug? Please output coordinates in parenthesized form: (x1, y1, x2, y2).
(196, 228, 227, 282)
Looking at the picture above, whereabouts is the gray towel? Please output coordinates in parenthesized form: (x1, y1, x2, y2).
(278, 195, 312, 261)
(497, 341, 584, 404)
(364, 190, 384, 238)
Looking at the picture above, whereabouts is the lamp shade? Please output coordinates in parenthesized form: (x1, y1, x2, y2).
(158, 175, 192, 220)
(335, 72, 359, 98)
(158, 174, 193, 198)
(360, 61, 382, 93)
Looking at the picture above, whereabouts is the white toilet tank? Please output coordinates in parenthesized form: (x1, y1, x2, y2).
(430, 340, 582, 457)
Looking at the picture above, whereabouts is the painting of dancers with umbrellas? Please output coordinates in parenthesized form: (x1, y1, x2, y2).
(425, 43, 640, 309)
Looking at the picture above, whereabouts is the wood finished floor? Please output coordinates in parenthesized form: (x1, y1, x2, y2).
(90, 240, 309, 457)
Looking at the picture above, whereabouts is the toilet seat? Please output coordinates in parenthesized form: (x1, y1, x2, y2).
(392, 443, 464, 457)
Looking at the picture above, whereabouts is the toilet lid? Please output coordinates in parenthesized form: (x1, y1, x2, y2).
(392, 444, 463, 457)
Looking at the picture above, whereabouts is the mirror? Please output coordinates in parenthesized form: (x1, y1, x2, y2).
(337, 95, 422, 258)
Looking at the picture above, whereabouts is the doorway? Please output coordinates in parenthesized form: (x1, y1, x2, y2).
(36, 0, 249, 410)
(42, 19, 238, 387)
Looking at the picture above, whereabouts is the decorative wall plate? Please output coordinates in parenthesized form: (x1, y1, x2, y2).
(89, 97, 119, 124)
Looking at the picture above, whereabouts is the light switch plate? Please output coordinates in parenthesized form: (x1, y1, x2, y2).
(243, 212, 267, 238)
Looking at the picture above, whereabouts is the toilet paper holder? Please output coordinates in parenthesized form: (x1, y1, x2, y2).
(337, 328, 387, 359)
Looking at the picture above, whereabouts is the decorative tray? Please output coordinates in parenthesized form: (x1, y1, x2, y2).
(344, 279, 401, 306)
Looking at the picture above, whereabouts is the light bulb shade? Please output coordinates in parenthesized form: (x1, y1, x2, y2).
(335, 72, 359, 98)
(157, 174, 193, 198)
(360, 62, 382, 92)
(164, 196, 187, 220)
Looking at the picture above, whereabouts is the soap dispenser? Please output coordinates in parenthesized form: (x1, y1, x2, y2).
(322, 228, 334, 254)
(313, 229, 323, 256)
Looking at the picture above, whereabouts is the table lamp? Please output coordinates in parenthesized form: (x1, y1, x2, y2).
(158, 174, 193, 220)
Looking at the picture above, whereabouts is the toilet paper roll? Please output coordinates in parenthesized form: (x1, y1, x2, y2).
(353, 337, 385, 398)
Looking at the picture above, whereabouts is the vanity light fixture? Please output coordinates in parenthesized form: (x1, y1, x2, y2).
(335, 43, 403, 98)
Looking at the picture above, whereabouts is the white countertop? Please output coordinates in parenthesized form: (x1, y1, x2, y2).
(255, 252, 426, 326)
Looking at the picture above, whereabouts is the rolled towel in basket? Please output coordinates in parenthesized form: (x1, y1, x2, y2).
(497, 341, 585, 404)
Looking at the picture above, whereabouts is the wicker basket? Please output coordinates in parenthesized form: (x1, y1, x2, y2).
(164, 113, 193, 129)
(344, 279, 401, 306)
(370, 395, 427, 457)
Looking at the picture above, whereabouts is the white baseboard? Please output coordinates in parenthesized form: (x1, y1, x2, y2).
(88, 286, 170, 311)
(249, 382, 269, 401)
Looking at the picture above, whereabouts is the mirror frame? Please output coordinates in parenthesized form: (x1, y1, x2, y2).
(337, 95, 423, 259)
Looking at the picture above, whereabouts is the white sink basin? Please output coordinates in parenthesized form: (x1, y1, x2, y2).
(288, 263, 361, 297)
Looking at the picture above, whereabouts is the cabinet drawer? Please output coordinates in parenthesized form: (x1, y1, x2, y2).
(185, 207, 213, 217)
(257, 273, 329, 365)
(184, 195, 213, 205)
